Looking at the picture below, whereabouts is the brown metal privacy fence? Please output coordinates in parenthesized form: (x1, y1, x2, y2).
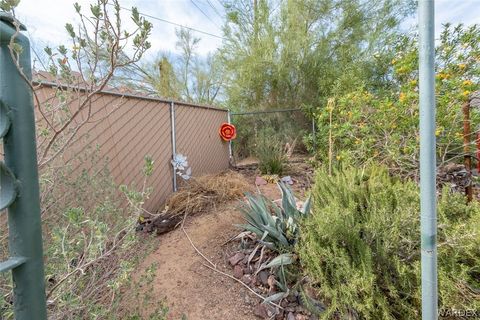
(33, 83, 230, 212)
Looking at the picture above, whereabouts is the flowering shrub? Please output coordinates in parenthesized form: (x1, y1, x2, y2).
(311, 24, 480, 176)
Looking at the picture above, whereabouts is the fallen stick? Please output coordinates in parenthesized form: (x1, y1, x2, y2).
(180, 215, 283, 310)
(201, 262, 283, 310)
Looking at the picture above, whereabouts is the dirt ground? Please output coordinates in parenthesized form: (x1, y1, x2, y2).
(127, 160, 313, 320)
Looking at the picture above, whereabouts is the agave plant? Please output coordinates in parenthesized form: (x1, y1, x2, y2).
(239, 182, 311, 251)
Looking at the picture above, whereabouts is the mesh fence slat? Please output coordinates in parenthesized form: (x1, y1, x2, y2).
(34, 85, 229, 213)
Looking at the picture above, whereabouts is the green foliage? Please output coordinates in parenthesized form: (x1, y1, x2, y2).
(122, 28, 224, 104)
(255, 132, 287, 175)
(220, 0, 414, 112)
(233, 111, 308, 161)
(312, 24, 480, 175)
(39, 0, 152, 88)
(239, 182, 311, 251)
(0, 153, 139, 319)
(0, 0, 20, 12)
(298, 165, 480, 319)
(120, 155, 154, 219)
(239, 183, 311, 303)
(0, 147, 160, 319)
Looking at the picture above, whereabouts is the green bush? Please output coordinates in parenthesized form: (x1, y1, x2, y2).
(311, 24, 480, 176)
(255, 127, 288, 175)
(0, 152, 156, 319)
(297, 165, 480, 319)
(232, 112, 308, 161)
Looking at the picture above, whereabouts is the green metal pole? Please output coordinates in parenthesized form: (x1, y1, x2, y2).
(418, 1, 438, 319)
(0, 14, 48, 319)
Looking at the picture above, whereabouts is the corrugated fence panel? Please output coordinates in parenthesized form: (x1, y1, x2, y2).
(175, 104, 230, 176)
(33, 85, 229, 213)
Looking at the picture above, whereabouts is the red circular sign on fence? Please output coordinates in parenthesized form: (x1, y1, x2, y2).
(219, 123, 236, 141)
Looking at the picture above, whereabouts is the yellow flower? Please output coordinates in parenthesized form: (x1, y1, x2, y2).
(355, 139, 361, 145)
(463, 90, 471, 97)
(347, 111, 353, 118)
(435, 126, 444, 137)
(463, 80, 473, 86)
(437, 72, 451, 80)
(410, 79, 417, 86)
(459, 63, 466, 70)
(336, 155, 342, 160)
(399, 92, 406, 103)
(391, 58, 397, 65)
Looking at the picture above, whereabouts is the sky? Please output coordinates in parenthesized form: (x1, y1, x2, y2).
(11, 0, 480, 63)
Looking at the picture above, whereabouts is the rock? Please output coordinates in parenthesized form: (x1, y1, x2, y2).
(267, 308, 274, 317)
(295, 314, 308, 320)
(287, 293, 298, 302)
(241, 274, 252, 285)
(267, 274, 276, 291)
(287, 312, 296, 320)
(229, 252, 245, 266)
(275, 310, 284, 320)
(255, 176, 268, 186)
(254, 304, 269, 319)
(258, 270, 269, 286)
(243, 265, 252, 274)
(233, 265, 244, 279)
(281, 175, 294, 185)
(295, 306, 305, 313)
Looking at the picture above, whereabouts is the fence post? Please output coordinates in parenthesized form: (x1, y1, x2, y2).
(227, 110, 233, 164)
(0, 14, 48, 319)
(170, 101, 177, 192)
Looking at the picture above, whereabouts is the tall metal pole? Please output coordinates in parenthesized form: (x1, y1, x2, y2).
(418, 1, 438, 319)
(0, 14, 48, 319)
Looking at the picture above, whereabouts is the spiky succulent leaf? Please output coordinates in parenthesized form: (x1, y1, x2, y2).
(262, 224, 290, 247)
(302, 195, 312, 216)
(263, 291, 289, 304)
(264, 253, 294, 268)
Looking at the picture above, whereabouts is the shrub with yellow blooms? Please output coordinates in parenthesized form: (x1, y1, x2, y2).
(311, 23, 480, 176)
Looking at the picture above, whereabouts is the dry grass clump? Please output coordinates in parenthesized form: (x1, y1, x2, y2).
(165, 170, 252, 216)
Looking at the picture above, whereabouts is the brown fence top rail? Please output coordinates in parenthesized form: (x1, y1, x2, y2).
(34, 80, 228, 112)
